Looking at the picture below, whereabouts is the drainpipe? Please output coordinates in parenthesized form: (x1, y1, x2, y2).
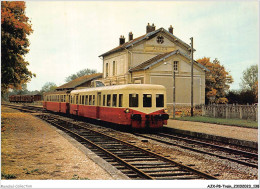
(99, 56, 106, 84)
(124, 47, 133, 84)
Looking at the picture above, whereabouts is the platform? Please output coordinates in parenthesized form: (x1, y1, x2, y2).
(165, 119, 258, 149)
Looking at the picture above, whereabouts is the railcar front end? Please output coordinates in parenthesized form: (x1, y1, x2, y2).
(70, 84, 169, 129)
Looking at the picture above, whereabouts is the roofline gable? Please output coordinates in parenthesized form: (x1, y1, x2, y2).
(99, 27, 193, 57)
(129, 50, 209, 72)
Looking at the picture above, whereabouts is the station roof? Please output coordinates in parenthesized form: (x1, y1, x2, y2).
(129, 50, 209, 72)
(56, 73, 103, 91)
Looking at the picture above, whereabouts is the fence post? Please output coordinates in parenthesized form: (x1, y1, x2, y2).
(239, 105, 243, 119)
(225, 104, 229, 119)
(202, 105, 205, 116)
(213, 104, 216, 118)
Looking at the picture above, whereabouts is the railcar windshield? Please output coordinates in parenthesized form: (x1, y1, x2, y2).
(156, 94, 164, 107)
(143, 94, 152, 107)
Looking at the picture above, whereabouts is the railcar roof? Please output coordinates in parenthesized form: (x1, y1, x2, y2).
(71, 84, 166, 94)
(43, 90, 71, 95)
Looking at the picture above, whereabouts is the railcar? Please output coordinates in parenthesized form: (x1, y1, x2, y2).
(43, 90, 70, 114)
(9, 94, 42, 103)
(43, 84, 169, 129)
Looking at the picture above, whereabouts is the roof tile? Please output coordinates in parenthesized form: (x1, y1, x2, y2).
(57, 73, 102, 90)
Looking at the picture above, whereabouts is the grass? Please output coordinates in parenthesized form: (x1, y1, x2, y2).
(174, 116, 258, 129)
(23, 168, 40, 174)
(1, 172, 17, 179)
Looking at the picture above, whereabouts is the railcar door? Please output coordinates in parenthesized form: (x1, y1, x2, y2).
(66, 95, 70, 114)
(96, 92, 101, 119)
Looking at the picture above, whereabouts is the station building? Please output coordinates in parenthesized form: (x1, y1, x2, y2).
(99, 24, 208, 109)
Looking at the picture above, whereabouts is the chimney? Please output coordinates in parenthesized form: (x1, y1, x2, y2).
(168, 25, 173, 34)
(146, 23, 156, 33)
(119, 35, 125, 45)
(151, 23, 156, 31)
(129, 32, 133, 41)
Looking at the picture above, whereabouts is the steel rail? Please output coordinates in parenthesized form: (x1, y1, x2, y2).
(72, 122, 218, 180)
(44, 116, 153, 180)
(134, 133, 258, 169)
(158, 132, 258, 158)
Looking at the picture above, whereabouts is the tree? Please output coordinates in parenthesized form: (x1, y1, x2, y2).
(240, 64, 258, 92)
(40, 82, 57, 94)
(65, 68, 97, 82)
(197, 57, 233, 104)
(1, 1, 34, 94)
(240, 64, 258, 103)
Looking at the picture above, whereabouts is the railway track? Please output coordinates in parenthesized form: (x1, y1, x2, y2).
(4, 104, 258, 179)
(134, 132, 258, 169)
(3, 104, 217, 180)
(36, 113, 217, 180)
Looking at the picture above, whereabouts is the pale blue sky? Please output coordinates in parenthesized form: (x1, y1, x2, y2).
(25, 1, 259, 91)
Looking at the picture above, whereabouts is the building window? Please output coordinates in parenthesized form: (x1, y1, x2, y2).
(173, 61, 178, 71)
(105, 63, 109, 77)
(112, 61, 115, 75)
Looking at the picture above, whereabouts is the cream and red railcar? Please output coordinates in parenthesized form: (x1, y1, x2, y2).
(43, 90, 70, 114)
(43, 84, 169, 129)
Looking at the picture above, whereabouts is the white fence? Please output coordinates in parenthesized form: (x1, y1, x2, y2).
(202, 104, 258, 121)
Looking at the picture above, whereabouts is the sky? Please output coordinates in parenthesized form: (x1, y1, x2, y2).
(24, 1, 259, 91)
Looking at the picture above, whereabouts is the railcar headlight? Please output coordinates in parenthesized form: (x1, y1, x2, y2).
(124, 108, 130, 113)
(164, 109, 168, 113)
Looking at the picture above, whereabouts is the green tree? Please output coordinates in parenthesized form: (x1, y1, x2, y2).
(197, 57, 233, 104)
(65, 68, 97, 82)
(1, 1, 35, 94)
(40, 82, 57, 94)
(240, 65, 258, 91)
(240, 65, 258, 103)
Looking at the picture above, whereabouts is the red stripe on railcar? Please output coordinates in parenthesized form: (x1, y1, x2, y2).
(129, 109, 167, 129)
(60, 102, 69, 114)
(75, 104, 167, 129)
(44, 101, 60, 112)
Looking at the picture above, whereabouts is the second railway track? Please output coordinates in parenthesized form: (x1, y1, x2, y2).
(133, 132, 258, 169)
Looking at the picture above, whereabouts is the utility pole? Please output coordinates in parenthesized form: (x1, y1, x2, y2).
(190, 37, 194, 117)
(173, 70, 175, 119)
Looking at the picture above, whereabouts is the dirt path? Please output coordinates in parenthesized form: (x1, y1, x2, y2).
(1, 106, 113, 180)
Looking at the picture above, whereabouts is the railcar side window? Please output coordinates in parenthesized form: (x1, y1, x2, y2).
(76, 96, 78, 104)
(112, 94, 117, 107)
(82, 95, 85, 105)
(85, 95, 88, 105)
(156, 94, 164, 107)
(61, 95, 63, 102)
(93, 95, 95, 105)
(119, 94, 123, 107)
(103, 95, 106, 106)
(143, 94, 152, 107)
(107, 94, 111, 106)
(89, 95, 92, 105)
(129, 94, 138, 107)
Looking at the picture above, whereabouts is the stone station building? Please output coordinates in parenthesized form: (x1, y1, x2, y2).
(99, 23, 208, 110)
